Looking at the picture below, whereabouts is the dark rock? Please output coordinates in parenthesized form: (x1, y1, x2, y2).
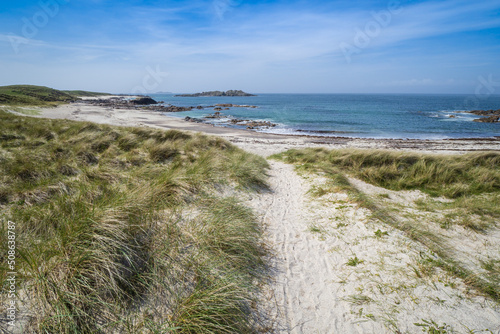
(243, 120, 277, 128)
(130, 97, 157, 105)
(474, 116, 500, 123)
(184, 116, 203, 123)
(215, 103, 258, 108)
(469, 109, 500, 116)
(205, 112, 223, 119)
(80, 97, 193, 112)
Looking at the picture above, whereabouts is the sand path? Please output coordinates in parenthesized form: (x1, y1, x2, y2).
(248, 161, 500, 333)
(248, 161, 385, 333)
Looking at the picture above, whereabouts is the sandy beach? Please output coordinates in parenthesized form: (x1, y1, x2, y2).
(31, 101, 500, 333)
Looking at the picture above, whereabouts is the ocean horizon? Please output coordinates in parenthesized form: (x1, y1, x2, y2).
(149, 93, 500, 140)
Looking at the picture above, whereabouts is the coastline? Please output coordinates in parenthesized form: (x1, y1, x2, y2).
(34, 100, 500, 156)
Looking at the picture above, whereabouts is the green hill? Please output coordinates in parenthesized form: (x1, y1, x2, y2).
(0, 85, 77, 106)
(0, 85, 111, 106)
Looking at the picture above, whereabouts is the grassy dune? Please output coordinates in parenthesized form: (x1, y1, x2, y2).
(0, 85, 111, 107)
(0, 109, 269, 333)
(273, 148, 500, 301)
(0, 85, 77, 106)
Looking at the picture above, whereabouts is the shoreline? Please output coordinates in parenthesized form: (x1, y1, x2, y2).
(28, 101, 500, 156)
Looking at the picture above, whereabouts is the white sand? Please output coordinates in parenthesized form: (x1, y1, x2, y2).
(21, 101, 500, 333)
(249, 162, 500, 333)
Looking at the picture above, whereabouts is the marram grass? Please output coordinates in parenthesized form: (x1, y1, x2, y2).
(274, 147, 500, 198)
(0, 109, 269, 333)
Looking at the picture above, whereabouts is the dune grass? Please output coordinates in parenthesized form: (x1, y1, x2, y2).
(0, 109, 269, 333)
(272, 148, 500, 301)
(274, 148, 500, 198)
(274, 148, 500, 226)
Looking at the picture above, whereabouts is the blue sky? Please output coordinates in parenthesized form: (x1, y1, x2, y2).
(0, 0, 499, 94)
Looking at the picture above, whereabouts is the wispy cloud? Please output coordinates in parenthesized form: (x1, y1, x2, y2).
(0, 0, 499, 93)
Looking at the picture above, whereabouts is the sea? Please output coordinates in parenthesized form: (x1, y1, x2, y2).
(148, 93, 500, 139)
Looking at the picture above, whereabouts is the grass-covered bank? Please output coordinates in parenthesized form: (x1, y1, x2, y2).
(0, 109, 269, 333)
(272, 148, 500, 302)
(0, 85, 111, 107)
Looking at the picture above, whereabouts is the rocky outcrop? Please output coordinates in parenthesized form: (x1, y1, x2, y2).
(175, 90, 256, 97)
(183, 110, 277, 130)
(130, 97, 158, 105)
(469, 109, 500, 116)
(243, 120, 277, 129)
(473, 116, 499, 123)
(81, 97, 194, 112)
(205, 112, 222, 119)
(184, 116, 204, 123)
(215, 103, 258, 108)
(468, 109, 500, 123)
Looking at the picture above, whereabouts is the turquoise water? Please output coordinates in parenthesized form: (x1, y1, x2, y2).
(149, 93, 500, 139)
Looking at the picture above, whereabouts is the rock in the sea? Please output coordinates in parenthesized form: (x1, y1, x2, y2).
(470, 109, 500, 116)
(474, 116, 500, 123)
(215, 103, 258, 108)
(175, 90, 256, 97)
(184, 116, 203, 123)
(244, 120, 277, 129)
(205, 112, 223, 119)
(131, 97, 157, 105)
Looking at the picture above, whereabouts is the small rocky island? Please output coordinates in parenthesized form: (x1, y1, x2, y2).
(175, 90, 256, 97)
